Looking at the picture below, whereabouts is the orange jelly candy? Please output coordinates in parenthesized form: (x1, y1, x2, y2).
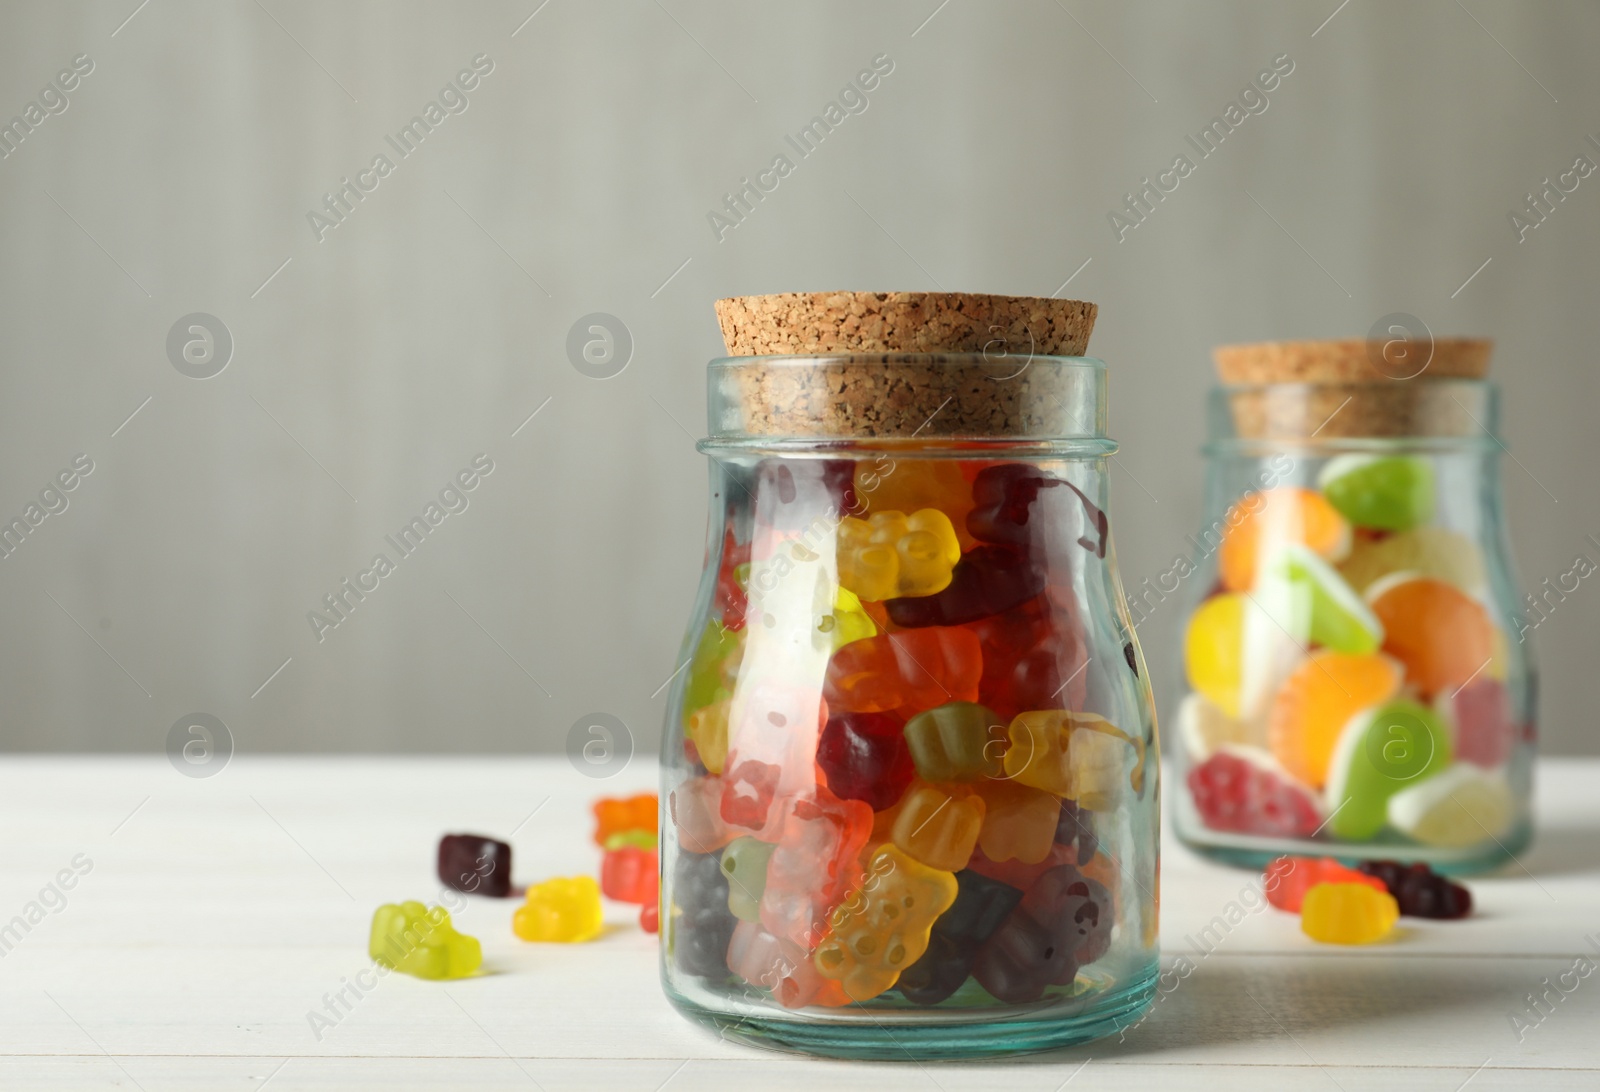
(592, 793, 658, 845)
(1267, 651, 1402, 788)
(1367, 575, 1496, 698)
(1264, 855, 1387, 913)
(1218, 487, 1351, 592)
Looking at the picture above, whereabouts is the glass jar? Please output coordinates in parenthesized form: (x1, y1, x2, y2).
(660, 354, 1159, 1060)
(1172, 380, 1534, 873)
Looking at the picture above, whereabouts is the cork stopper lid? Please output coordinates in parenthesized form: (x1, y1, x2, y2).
(1212, 337, 1494, 440)
(709, 292, 1101, 441)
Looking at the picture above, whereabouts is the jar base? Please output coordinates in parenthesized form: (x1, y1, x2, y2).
(1176, 818, 1533, 877)
(665, 962, 1159, 1061)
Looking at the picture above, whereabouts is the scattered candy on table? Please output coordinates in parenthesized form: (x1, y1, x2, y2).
(437, 833, 512, 898)
(1263, 855, 1388, 912)
(1299, 882, 1399, 945)
(514, 876, 604, 943)
(369, 902, 482, 980)
(592, 793, 658, 846)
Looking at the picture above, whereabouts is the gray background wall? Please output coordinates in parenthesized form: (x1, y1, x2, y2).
(0, 0, 1594, 757)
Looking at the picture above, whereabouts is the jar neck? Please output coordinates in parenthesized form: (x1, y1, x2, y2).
(1207, 379, 1502, 450)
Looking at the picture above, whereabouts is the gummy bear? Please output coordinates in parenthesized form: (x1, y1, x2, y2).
(886, 545, 1046, 628)
(898, 869, 1022, 1005)
(437, 833, 512, 898)
(600, 844, 658, 905)
(720, 760, 782, 831)
(975, 780, 1060, 865)
(817, 710, 915, 811)
(814, 844, 958, 1002)
(818, 587, 877, 652)
(1263, 856, 1386, 913)
(967, 464, 1108, 558)
(672, 849, 738, 977)
(1300, 882, 1398, 944)
(902, 701, 1006, 782)
(513, 877, 603, 943)
(686, 699, 731, 775)
(966, 598, 1090, 722)
(721, 681, 828, 831)
(593, 793, 658, 846)
(682, 620, 743, 716)
(1003, 710, 1139, 808)
(823, 628, 983, 715)
(759, 788, 872, 949)
(713, 525, 751, 631)
(857, 458, 977, 548)
(1187, 748, 1324, 838)
(369, 901, 483, 980)
(892, 783, 986, 872)
(1357, 860, 1473, 919)
(973, 865, 1110, 1003)
(670, 775, 737, 855)
(837, 508, 962, 600)
(720, 837, 775, 922)
(727, 919, 849, 1009)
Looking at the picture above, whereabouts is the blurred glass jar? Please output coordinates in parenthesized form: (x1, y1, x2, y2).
(659, 354, 1159, 1059)
(1173, 378, 1534, 873)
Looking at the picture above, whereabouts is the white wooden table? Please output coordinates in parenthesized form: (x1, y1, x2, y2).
(2, 755, 1596, 1090)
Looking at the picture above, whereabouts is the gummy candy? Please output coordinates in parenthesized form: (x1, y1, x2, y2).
(818, 587, 877, 652)
(720, 836, 775, 922)
(972, 866, 1110, 1003)
(974, 779, 1060, 864)
(720, 759, 783, 830)
(1317, 454, 1434, 532)
(672, 850, 737, 977)
(1337, 525, 1486, 595)
(603, 829, 658, 851)
(899, 869, 1022, 1005)
(966, 841, 1080, 893)
(1176, 692, 1254, 764)
(592, 794, 658, 846)
(721, 681, 829, 831)
(682, 620, 743, 716)
(966, 598, 1089, 720)
(1357, 859, 1473, 919)
(686, 699, 730, 775)
(902, 701, 1006, 782)
(437, 833, 512, 898)
(837, 508, 962, 600)
(1300, 882, 1398, 944)
(370, 902, 482, 980)
(1263, 855, 1386, 912)
(1385, 763, 1511, 847)
(1324, 700, 1452, 841)
(727, 919, 848, 1008)
(712, 526, 750, 630)
(1003, 710, 1139, 807)
(813, 845, 958, 1002)
(1367, 574, 1497, 699)
(1186, 747, 1324, 837)
(600, 844, 658, 904)
(891, 783, 986, 872)
(670, 775, 737, 855)
(759, 788, 872, 949)
(967, 465, 1108, 556)
(859, 458, 977, 549)
(1267, 651, 1403, 788)
(1444, 678, 1515, 769)
(885, 545, 1046, 628)
(823, 628, 982, 715)
(514, 877, 604, 943)
(1263, 545, 1384, 655)
(1218, 486, 1351, 592)
(817, 710, 914, 810)
(1184, 593, 1246, 716)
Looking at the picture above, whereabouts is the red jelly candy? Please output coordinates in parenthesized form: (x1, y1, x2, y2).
(966, 598, 1089, 721)
(712, 525, 750, 631)
(720, 760, 782, 830)
(823, 628, 982, 714)
(759, 788, 871, 949)
(816, 711, 914, 811)
(1187, 749, 1323, 838)
(600, 845, 658, 904)
(1263, 856, 1386, 913)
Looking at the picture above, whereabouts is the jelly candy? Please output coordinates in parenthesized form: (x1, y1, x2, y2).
(712, 526, 750, 630)
(891, 783, 985, 871)
(719, 836, 775, 922)
(1176, 692, 1254, 764)
(1317, 454, 1434, 532)
(818, 587, 877, 652)
(1054, 798, 1098, 863)
(1367, 574, 1497, 699)
(759, 788, 872, 949)
(1186, 747, 1324, 837)
(1337, 525, 1486, 595)
(885, 545, 1046, 628)
(670, 775, 737, 855)
(1385, 763, 1511, 847)
(720, 759, 782, 830)
(1357, 859, 1473, 919)
(1267, 651, 1402, 788)
(1003, 710, 1138, 807)
(672, 850, 738, 977)
(682, 620, 743, 715)
(592, 793, 658, 846)
(823, 628, 982, 714)
(727, 919, 848, 1008)
(369, 902, 482, 979)
(817, 711, 915, 810)
(836, 508, 962, 600)
(862, 459, 977, 550)
(1323, 700, 1452, 841)
(967, 465, 1108, 557)
(437, 833, 512, 898)
(1263, 855, 1386, 913)
(813, 844, 958, 1002)
(902, 701, 1006, 782)
(1300, 882, 1398, 944)
(1184, 593, 1246, 716)
(686, 699, 730, 775)
(600, 844, 658, 904)
(721, 681, 829, 830)
(603, 829, 658, 851)
(514, 877, 604, 943)
(1218, 486, 1351, 592)
(973, 866, 1111, 1003)
(899, 869, 1022, 1005)
(966, 598, 1090, 720)
(1263, 545, 1384, 655)
(1443, 678, 1515, 769)
(975, 780, 1060, 864)
(967, 841, 1079, 893)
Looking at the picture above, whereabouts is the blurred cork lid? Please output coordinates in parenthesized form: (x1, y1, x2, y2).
(1213, 337, 1493, 440)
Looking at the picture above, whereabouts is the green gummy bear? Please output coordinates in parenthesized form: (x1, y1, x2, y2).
(369, 901, 482, 980)
(1325, 700, 1452, 841)
(903, 702, 1005, 782)
(720, 836, 775, 922)
(682, 620, 743, 714)
(1318, 454, 1434, 532)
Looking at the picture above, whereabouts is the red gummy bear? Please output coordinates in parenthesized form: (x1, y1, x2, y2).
(1187, 749, 1323, 838)
(759, 788, 872, 950)
(823, 628, 982, 714)
(600, 845, 658, 905)
(712, 525, 750, 632)
(816, 711, 914, 811)
(965, 597, 1089, 721)
(720, 759, 781, 830)
(1263, 856, 1386, 913)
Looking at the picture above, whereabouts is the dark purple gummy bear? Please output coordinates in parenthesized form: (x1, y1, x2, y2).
(1358, 860, 1473, 920)
(900, 870, 1022, 1006)
(967, 465, 1108, 558)
(437, 833, 512, 898)
(816, 711, 914, 811)
(973, 866, 1111, 1003)
(886, 545, 1046, 628)
(672, 850, 737, 978)
(1054, 800, 1098, 864)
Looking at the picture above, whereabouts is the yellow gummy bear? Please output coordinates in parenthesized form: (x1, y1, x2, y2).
(369, 901, 482, 980)
(837, 509, 960, 601)
(1003, 710, 1141, 806)
(686, 698, 730, 774)
(814, 845, 957, 1002)
(514, 876, 604, 943)
(817, 587, 877, 652)
(1300, 882, 1398, 945)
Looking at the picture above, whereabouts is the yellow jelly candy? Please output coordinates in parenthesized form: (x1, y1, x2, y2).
(1003, 711, 1143, 806)
(1184, 594, 1245, 717)
(369, 902, 482, 980)
(814, 845, 957, 1002)
(1386, 763, 1513, 847)
(686, 698, 730, 774)
(817, 587, 877, 652)
(1300, 882, 1398, 945)
(837, 509, 961, 601)
(514, 876, 604, 943)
